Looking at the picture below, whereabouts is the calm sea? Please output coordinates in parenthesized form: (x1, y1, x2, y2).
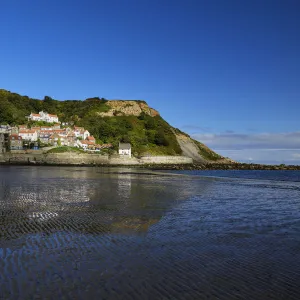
(1, 166, 300, 299)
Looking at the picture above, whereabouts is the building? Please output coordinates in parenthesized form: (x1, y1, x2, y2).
(19, 125, 28, 130)
(10, 134, 23, 150)
(49, 133, 62, 146)
(0, 133, 9, 153)
(102, 143, 113, 149)
(52, 129, 67, 136)
(65, 133, 76, 146)
(0, 125, 11, 133)
(74, 126, 90, 140)
(28, 113, 41, 121)
(74, 126, 84, 136)
(28, 111, 59, 123)
(86, 135, 96, 143)
(40, 126, 53, 131)
(18, 130, 38, 142)
(53, 123, 61, 130)
(31, 127, 41, 133)
(119, 143, 131, 157)
(77, 140, 94, 150)
(11, 127, 19, 134)
(39, 131, 53, 144)
(83, 130, 90, 140)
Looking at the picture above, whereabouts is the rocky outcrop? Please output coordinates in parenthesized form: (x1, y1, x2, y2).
(97, 100, 159, 117)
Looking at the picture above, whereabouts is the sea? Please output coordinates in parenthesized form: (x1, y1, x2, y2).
(1, 166, 300, 299)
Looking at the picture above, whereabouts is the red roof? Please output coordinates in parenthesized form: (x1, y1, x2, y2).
(102, 143, 113, 148)
(19, 130, 36, 134)
(81, 140, 94, 145)
(10, 134, 22, 140)
(48, 114, 58, 118)
(74, 126, 84, 130)
(40, 130, 53, 134)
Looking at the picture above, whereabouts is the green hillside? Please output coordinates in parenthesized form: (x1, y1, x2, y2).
(0, 89, 224, 160)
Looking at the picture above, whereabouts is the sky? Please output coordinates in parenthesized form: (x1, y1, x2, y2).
(1, 0, 300, 164)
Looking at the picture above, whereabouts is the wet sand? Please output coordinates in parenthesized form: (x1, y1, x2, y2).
(1, 166, 300, 299)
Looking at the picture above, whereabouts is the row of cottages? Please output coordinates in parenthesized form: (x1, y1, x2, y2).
(38, 128, 80, 146)
(31, 124, 61, 131)
(17, 124, 91, 146)
(18, 130, 38, 142)
(77, 136, 113, 151)
(28, 111, 59, 123)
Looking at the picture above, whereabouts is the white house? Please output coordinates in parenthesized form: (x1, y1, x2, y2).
(18, 130, 38, 141)
(28, 111, 59, 123)
(74, 126, 90, 140)
(119, 143, 131, 157)
(29, 113, 41, 121)
(77, 140, 94, 150)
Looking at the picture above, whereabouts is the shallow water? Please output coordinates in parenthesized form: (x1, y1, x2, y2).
(1, 166, 300, 299)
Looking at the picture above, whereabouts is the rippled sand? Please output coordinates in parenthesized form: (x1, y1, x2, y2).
(1, 166, 300, 299)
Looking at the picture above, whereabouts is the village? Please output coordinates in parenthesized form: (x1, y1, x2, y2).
(0, 111, 132, 156)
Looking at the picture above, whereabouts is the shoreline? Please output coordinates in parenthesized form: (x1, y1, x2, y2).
(1, 161, 300, 170)
(148, 163, 300, 171)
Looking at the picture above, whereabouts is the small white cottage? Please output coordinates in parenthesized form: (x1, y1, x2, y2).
(119, 143, 131, 157)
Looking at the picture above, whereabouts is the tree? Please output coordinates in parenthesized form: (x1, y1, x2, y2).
(120, 135, 131, 143)
(155, 130, 169, 146)
(44, 96, 54, 102)
(145, 117, 156, 130)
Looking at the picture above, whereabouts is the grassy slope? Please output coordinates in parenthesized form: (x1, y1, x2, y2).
(47, 146, 85, 154)
(194, 140, 223, 161)
(0, 89, 225, 160)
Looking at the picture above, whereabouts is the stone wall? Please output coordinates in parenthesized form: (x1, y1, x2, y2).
(108, 156, 140, 165)
(0, 153, 109, 165)
(139, 156, 193, 164)
(0, 153, 193, 165)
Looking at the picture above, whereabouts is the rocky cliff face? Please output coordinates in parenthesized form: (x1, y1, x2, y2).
(97, 100, 159, 117)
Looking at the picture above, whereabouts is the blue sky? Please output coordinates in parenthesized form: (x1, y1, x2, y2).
(1, 0, 300, 164)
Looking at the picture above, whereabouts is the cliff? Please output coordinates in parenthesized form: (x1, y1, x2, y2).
(97, 100, 159, 117)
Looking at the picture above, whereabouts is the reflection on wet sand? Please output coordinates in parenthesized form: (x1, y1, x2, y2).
(0, 167, 212, 240)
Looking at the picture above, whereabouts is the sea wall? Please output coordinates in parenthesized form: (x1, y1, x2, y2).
(139, 156, 193, 164)
(0, 153, 193, 165)
(0, 153, 109, 165)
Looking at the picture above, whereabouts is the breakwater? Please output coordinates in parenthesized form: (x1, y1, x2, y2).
(148, 162, 300, 170)
(0, 153, 193, 166)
